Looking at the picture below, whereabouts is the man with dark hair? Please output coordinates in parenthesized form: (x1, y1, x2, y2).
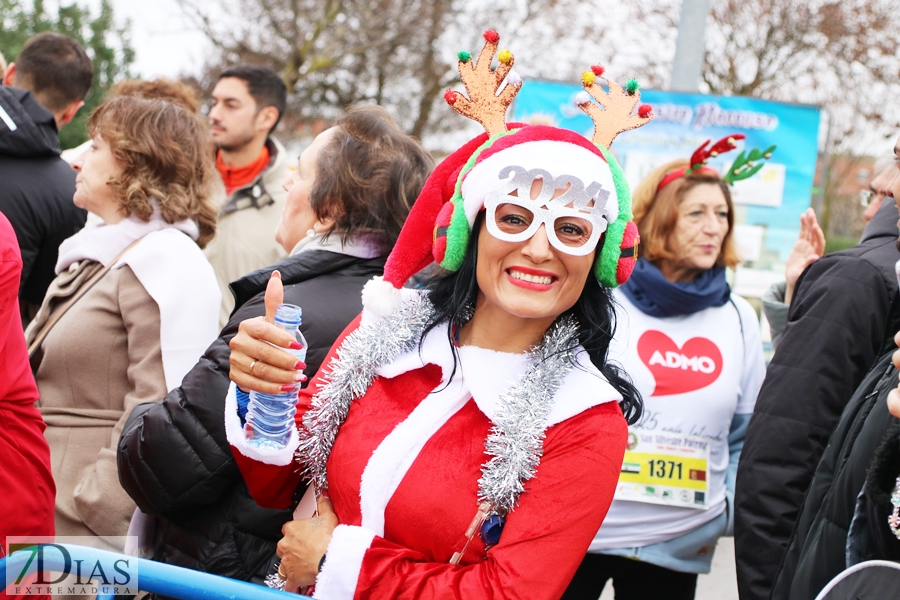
(203, 64, 292, 324)
(0, 32, 92, 323)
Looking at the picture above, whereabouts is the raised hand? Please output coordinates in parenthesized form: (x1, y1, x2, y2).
(444, 29, 522, 136)
(576, 65, 653, 149)
(784, 208, 825, 305)
(229, 270, 307, 394)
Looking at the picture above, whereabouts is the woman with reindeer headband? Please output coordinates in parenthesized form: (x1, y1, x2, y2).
(564, 138, 769, 599)
(226, 31, 650, 599)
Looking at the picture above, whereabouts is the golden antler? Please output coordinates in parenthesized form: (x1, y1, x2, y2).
(444, 30, 522, 137)
(576, 65, 653, 149)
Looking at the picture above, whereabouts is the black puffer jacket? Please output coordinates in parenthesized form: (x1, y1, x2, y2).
(769, 351, 899, 600)
(0, 87, 86, 311)
(117, 250, 385, 584)
(852, 423, 900, 564)
(734, 198, 900, 600)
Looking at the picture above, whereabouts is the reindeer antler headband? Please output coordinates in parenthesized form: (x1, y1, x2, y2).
(362, 30, 654, 317)
(443, 29, 522, 137)
(657, 134, 777, 191)
(576, 65, 653, 149)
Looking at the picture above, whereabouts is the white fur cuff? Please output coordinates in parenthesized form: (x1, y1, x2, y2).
(313, 525, 377, 600)
(224, 382, 299, 466)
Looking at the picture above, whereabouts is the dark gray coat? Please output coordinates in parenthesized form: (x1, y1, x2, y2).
(735, 198, 900, 600)
(769, 351, 898, 599)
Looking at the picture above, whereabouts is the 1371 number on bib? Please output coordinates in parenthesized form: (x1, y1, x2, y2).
(615, 431, 711, 510)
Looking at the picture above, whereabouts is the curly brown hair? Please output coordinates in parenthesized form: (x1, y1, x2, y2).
(631, 158, 741, 269)
(88, 96, 218, 248)
(109, 78, 201, 113)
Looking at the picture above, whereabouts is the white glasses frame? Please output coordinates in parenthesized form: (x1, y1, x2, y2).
(484, 192, 608, 256)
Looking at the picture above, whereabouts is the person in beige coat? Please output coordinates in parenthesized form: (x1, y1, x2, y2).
(202, 65, 292, 326)
(26, 95, 222, 550)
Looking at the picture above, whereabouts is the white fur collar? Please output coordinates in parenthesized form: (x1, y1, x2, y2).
(374, 321, 620, 427)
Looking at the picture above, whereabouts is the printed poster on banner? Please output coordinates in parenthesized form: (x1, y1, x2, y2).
(512, 82, 822, 296)
(616, 430, 711, 510)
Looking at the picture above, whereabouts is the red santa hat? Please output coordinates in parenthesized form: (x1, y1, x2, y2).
(363, 31, 653, 316)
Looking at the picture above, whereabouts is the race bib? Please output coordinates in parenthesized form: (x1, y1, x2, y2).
(615, 430, 711, 510)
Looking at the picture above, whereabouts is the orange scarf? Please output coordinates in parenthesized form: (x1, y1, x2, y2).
(216, 146, 271, 195)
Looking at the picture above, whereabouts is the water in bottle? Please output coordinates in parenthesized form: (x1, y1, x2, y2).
(244, 303, 307, 450)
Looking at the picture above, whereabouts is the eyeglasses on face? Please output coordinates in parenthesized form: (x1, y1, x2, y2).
(859, 189, 881, 207)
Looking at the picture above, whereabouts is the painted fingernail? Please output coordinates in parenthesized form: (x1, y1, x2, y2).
(289, 342, 303, 350)
(294, 360, 306, 370)
(281, 384, 297, 392)
(293, 372, 305, 382)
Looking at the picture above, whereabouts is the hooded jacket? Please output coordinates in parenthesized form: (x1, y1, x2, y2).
(734, 198, 900, 600)
(117, 249, 385, 586)
(0, 86, 86, 313)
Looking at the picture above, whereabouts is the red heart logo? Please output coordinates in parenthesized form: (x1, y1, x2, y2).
(637, 330, 722, 396)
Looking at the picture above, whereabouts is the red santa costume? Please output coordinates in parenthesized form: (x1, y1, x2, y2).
(228, 307, 628, 599)
(228, 30, 655, 599)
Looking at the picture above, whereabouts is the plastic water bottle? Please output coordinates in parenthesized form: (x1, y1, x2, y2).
(244, 304, 307, 450)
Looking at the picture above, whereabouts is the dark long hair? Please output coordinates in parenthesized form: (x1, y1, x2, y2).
(422, 214, 643, 425)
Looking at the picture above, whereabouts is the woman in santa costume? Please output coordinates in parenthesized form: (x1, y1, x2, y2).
(226, 31, 652, 599)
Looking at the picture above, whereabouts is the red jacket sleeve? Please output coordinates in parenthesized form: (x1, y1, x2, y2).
(0, 213, 54, 554)
(230, 313, 363, 509)
(314, 401, 628, 600)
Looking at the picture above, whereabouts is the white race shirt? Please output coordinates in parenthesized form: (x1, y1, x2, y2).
(589, 289, 765, 551)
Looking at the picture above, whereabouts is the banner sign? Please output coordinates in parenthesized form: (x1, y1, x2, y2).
(512, 82, 822, 291)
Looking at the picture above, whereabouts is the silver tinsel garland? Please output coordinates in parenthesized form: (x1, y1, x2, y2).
(478, 314, 578, 516)
(295, 292, 436, 493)
(294, 291, 580, 518)
(263, 569, 286, 591)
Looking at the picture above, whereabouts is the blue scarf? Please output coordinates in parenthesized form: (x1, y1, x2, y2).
(621, 258, 731, 318)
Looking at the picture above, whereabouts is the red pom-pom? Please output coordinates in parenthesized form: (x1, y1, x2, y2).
(483, 29, 500, 43)
(638, 104, 653, 118)
(443, 89, 457, 105)
(591, 64, 605, 77)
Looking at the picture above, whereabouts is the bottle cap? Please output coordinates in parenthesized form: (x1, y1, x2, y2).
(274, 303, 302, 327)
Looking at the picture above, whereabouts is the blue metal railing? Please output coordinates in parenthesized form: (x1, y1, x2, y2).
(1, 544, 309, 600)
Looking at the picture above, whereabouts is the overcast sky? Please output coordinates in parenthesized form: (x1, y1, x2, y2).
(98, 0, 895, 158)
(104, 0, 209, 79)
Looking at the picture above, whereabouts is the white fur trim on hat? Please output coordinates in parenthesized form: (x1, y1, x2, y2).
(361, 276, 404, 318)
(460, 140, 618, 226)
